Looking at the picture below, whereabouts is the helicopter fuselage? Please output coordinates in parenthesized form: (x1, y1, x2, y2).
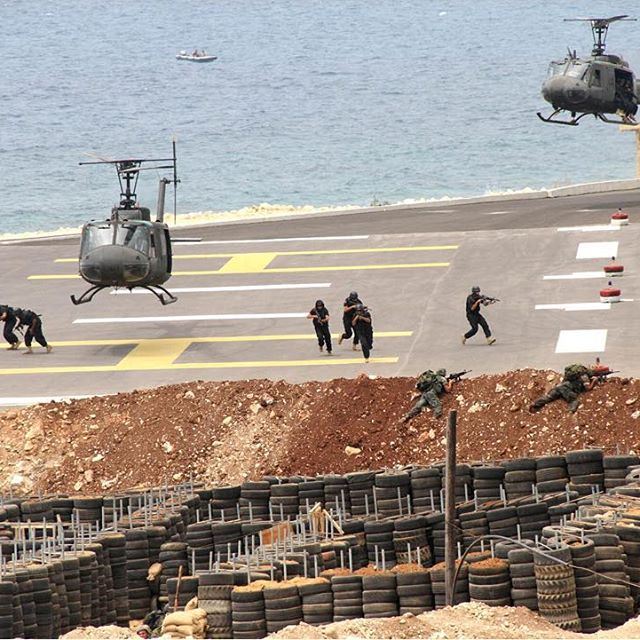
(540, 52, 638, 125)
(78, 213, 172, 289)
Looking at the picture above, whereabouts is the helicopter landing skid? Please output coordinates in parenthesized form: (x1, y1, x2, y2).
(536, 110, 589, 126)
(596, 112, 638, 125)
(137, 285, 178, 305)
(70, 285, 106, 305)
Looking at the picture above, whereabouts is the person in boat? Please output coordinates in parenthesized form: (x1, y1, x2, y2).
(192, 49, 199, 56)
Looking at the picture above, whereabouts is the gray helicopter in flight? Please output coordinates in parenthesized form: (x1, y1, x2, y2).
(537, 15, 639, 126)
(71, 143, 179, 306)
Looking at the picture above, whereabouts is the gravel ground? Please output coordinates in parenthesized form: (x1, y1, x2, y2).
(1, 369, 639, 495)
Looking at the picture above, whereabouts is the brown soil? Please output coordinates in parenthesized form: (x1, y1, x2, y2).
(268, 603, 640, 639)
(1, 370, 639, 494)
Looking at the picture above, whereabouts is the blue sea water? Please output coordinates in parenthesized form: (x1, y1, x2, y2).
(1, 0, 639, 234)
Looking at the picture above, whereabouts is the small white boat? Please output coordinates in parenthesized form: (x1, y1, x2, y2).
(176, 50, 217, 63)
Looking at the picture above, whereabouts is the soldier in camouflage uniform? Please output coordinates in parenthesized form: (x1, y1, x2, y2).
(401, 368, 454, 422)
(529, 364, 597, 413)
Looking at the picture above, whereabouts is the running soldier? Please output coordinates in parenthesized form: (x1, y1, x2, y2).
(352, 303, 373, 362)
(338, 291, 362, 350)
(0, 305, 21, 350)
(16, 309, 52, 355)
(462, 286, 497, 345)
(307, 300, 332, 354)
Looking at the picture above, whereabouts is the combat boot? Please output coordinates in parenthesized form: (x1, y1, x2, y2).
(461, 335, 466, 345)
(23, 347, 33, 355)
(568, 398, 579, 413)
(486, 337, 496, 345)
(46, 345, 53, 353)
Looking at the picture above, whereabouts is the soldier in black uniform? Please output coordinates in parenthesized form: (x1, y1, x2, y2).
(16, 309, 52, 354)
(462, 286, 496, 345)
(0, 305, 21, 350)
(307, 300, 332, 354)
(352, 303, 373, 362)
(338, 291, 362, 350)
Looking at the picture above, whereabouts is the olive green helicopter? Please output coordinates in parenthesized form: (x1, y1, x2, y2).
(71, 143, 180, 306)
(537, 15, 639, 126)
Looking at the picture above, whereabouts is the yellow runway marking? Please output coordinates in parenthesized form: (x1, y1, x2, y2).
(49, 331, 412, 347)
(0, 356, 398, 376)
(29, 262, 449, 279)
(217, 252, 277, 273)
(114, 339, 191, 370)
(54, 245, 459, 263)
(37, 245, 456, 279)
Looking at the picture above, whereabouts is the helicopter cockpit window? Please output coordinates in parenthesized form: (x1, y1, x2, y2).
(590, 69, 602, 87)
(548, 61, 567, 77)
(566, 62, 588, 79)
(81, 225, 112, 255)
(115, 224, 150, 255)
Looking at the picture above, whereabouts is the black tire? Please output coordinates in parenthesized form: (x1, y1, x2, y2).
(361, 575, 396, 591)
(468, 583, 511, 600)
(509, 563, 534, 578)
(565, 449, 603, 465)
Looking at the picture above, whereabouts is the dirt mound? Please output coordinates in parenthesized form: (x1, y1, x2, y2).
(1, 370, 640, 494)
(268, 603, 640, 639)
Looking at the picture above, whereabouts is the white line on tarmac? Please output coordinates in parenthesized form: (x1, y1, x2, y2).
(558, 225, 620, 232)
(576, 241, 618, 259)
(535, 303, 611, 311)
(175, 235, 369, 246)
(483, 211, 511, 215)
(543, 272, 605, 280)
(74, 313, 308, 324)
(110, 283, 332, 295)
(555, 329, 607, 353)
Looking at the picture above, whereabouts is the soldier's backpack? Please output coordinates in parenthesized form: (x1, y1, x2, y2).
(564, 364, 589, 382)
(416, 370, 438, 392)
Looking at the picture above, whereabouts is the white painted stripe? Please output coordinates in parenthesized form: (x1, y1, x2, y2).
(74, 313, 308, 324)
(176, 235, 369, 246)
(543, 272, 604, 280)
(110, 283, 331, 295)
(575, 208, 600, 212)
(558, 224, 620, 232)
(555, 329, 607, 354)
(483, 210, 511, 215)
(0, 395, 96, 407)
(576, 241, 618, 259)
(535, 303, 610, 311)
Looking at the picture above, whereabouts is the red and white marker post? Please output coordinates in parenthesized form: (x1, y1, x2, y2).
(611, 208, 629, 226)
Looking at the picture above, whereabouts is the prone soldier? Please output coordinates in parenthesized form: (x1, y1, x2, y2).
(401, 368, 469, 422)
(529, 363, 599, 413)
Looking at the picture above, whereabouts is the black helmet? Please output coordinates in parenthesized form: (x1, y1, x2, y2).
(349, 291, 358, 299)
(471, 286, 481, 293)
(315, 300, 324, 307)
(355, 303, 364, 312)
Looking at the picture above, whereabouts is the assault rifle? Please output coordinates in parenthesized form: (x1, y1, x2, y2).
(591, 368, 619, 380)
(447, 370, 471, 381)
(481, 295, 500, 304)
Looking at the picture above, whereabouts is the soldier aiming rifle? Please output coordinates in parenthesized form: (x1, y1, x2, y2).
(401, 369, 470, 423)
(529, 360, 615, 414)
(462, 286, 498, 346)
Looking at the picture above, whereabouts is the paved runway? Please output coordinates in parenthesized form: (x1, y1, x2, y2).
(0, 190, 638, 404)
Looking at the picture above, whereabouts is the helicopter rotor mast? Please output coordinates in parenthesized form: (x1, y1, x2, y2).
(80, 154, 177, 215)
(564, 15, 636, 56)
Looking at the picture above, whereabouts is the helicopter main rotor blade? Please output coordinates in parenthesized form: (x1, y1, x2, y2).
(117, 164, 174, 174)
(564, 15, 633, 23)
